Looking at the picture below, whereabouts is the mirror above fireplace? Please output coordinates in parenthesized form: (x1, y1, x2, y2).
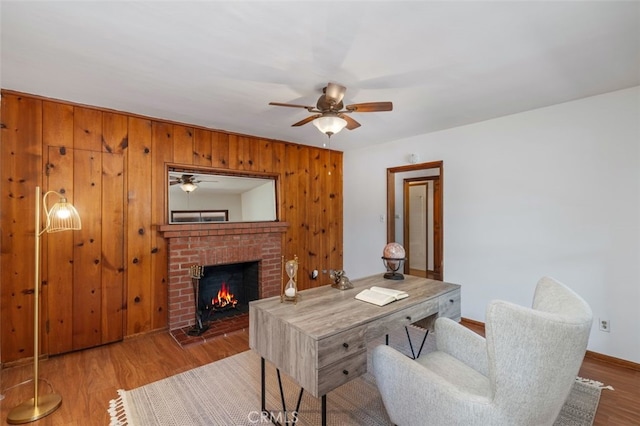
(167, 164, 279, 224)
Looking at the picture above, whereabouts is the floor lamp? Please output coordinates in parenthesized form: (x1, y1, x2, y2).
(7, 186, 81, 424)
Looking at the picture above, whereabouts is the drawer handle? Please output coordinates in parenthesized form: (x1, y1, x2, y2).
(406, 316, 412, 321)
(343, 343, 349, 349)
(449, 299, 454, 303)
(342, 370, 349, 375)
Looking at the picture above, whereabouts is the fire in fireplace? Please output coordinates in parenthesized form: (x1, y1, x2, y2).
(211, 282, 238, 310)
(197, 261, 259, 324)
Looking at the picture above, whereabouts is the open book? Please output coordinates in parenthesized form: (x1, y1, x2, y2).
(355, 286, 409, 306)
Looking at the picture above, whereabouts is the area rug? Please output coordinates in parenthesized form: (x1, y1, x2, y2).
(108, 327, 608, 426)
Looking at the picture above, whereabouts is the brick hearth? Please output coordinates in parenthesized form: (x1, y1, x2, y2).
(159, 222, 289, 331)
(170, 313, 249, 347)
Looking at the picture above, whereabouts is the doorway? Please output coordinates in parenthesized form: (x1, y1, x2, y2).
(404, 176, 440, 278)
(387, 161, 443, 280)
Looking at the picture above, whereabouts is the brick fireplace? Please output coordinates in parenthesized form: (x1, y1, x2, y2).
(159, 222, 289, 331)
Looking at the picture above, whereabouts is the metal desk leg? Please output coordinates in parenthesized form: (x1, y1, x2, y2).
(387, 328, 429, 359)
(261, 357, 304, 426)
(261, 357, 266, 413)
(321, 395, 327, 426)
(405, 326, 429, 359)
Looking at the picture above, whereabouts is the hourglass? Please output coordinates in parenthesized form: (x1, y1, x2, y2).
(281, 255, 299, 303)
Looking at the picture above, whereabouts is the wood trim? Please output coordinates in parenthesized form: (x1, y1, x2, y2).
(460, 317, 640, 372)
(386, 168, 395, 242)
(387, 161, 444, 280)
(584, 350, 640, 372)
(403, 177, 439, 276)
(402, 180, 410, 273)
(460, 317, 485, 328)
(387, 161, 444, 228)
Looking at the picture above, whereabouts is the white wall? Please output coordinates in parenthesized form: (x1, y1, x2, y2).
(344, 86, 640, 363)
(241, 181, 277, 221)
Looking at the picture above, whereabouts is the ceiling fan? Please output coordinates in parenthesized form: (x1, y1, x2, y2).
(269, 82, 393, 138)
(169, 174, 218, 193)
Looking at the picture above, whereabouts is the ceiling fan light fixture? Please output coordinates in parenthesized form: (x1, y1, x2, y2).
(312, 114, 347, 138)
(180, 182, 198, 193)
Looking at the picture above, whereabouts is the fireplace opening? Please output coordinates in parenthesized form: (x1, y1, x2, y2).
(197, 261, 259, 324)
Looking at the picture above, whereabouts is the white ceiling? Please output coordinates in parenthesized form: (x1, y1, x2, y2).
(2, 1, 639, 152)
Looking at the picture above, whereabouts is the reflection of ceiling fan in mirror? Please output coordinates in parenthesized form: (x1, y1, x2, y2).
(169, 174, 218, 193)
(269, 82, 393, 139)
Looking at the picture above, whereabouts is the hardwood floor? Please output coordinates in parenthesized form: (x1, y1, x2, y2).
(1, 326, 638, 425)
(1, 330, 250, 426)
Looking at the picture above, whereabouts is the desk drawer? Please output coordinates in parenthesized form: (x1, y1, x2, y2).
(317, 350, 367, 396)
(317, 326, 366, 368)
(439, 288, 461, 321)
(365, 298, 439, 340)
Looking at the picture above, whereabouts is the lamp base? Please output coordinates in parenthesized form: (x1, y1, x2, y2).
(7, 393, 62, 424)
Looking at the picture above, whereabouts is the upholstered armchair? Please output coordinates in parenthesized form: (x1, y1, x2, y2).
(372, 277, 593, 426)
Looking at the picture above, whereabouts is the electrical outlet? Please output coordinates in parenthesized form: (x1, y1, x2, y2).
(599, 318, 610, 332)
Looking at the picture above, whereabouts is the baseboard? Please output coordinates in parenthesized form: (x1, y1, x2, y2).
(122, 327, 170, 341)
(460, 317, 484, 328)
(460, 317, 640, 372)
(584, 350, 640, 371)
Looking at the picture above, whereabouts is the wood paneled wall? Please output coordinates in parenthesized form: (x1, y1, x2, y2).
(0, 90, 343, 364)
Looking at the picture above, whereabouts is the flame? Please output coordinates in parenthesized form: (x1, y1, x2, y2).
(212, 282, 238, 309)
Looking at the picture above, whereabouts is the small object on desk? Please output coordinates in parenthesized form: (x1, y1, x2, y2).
(281, 255, 299, 303)
(330, 269, 354, 290)
(355, 286, 409, 306)
(382, 242, 406, 280)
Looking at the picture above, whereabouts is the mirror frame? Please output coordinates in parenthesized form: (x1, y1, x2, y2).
(165, 162, 281, 224)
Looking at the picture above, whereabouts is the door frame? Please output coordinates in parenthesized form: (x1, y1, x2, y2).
(387, 160, 443, 280)
(403, 177, 439, 278)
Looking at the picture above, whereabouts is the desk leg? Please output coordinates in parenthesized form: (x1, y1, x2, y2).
(261, 357, 266, 413)
(321, 395, 326, 426)
(261, 357, 304, 425)
(405, 326, 429, 359)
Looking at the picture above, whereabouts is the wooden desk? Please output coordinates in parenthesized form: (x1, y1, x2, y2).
(249, 274, 461, 424)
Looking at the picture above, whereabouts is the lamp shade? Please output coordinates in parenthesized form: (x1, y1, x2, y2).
(44, 197, 82, 233)
(180, 182, 198, 193)
(312, 114, 347, 137)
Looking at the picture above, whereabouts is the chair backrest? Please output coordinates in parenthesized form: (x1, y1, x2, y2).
(484, 277, 593, 424)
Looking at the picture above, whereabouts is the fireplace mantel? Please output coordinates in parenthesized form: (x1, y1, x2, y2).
(158, 221, 289, 238)
(159, 221, 289, 330)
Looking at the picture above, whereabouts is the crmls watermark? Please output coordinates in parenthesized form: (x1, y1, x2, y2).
(247, 410, 299, 424)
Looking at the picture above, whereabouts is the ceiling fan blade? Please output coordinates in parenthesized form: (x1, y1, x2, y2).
(325, 82, 346, 105)
(345, 102, 393, 112)
(269, 102, 315, 112)
(292, 114, 322, 127)
(339, 114, 361, 130)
